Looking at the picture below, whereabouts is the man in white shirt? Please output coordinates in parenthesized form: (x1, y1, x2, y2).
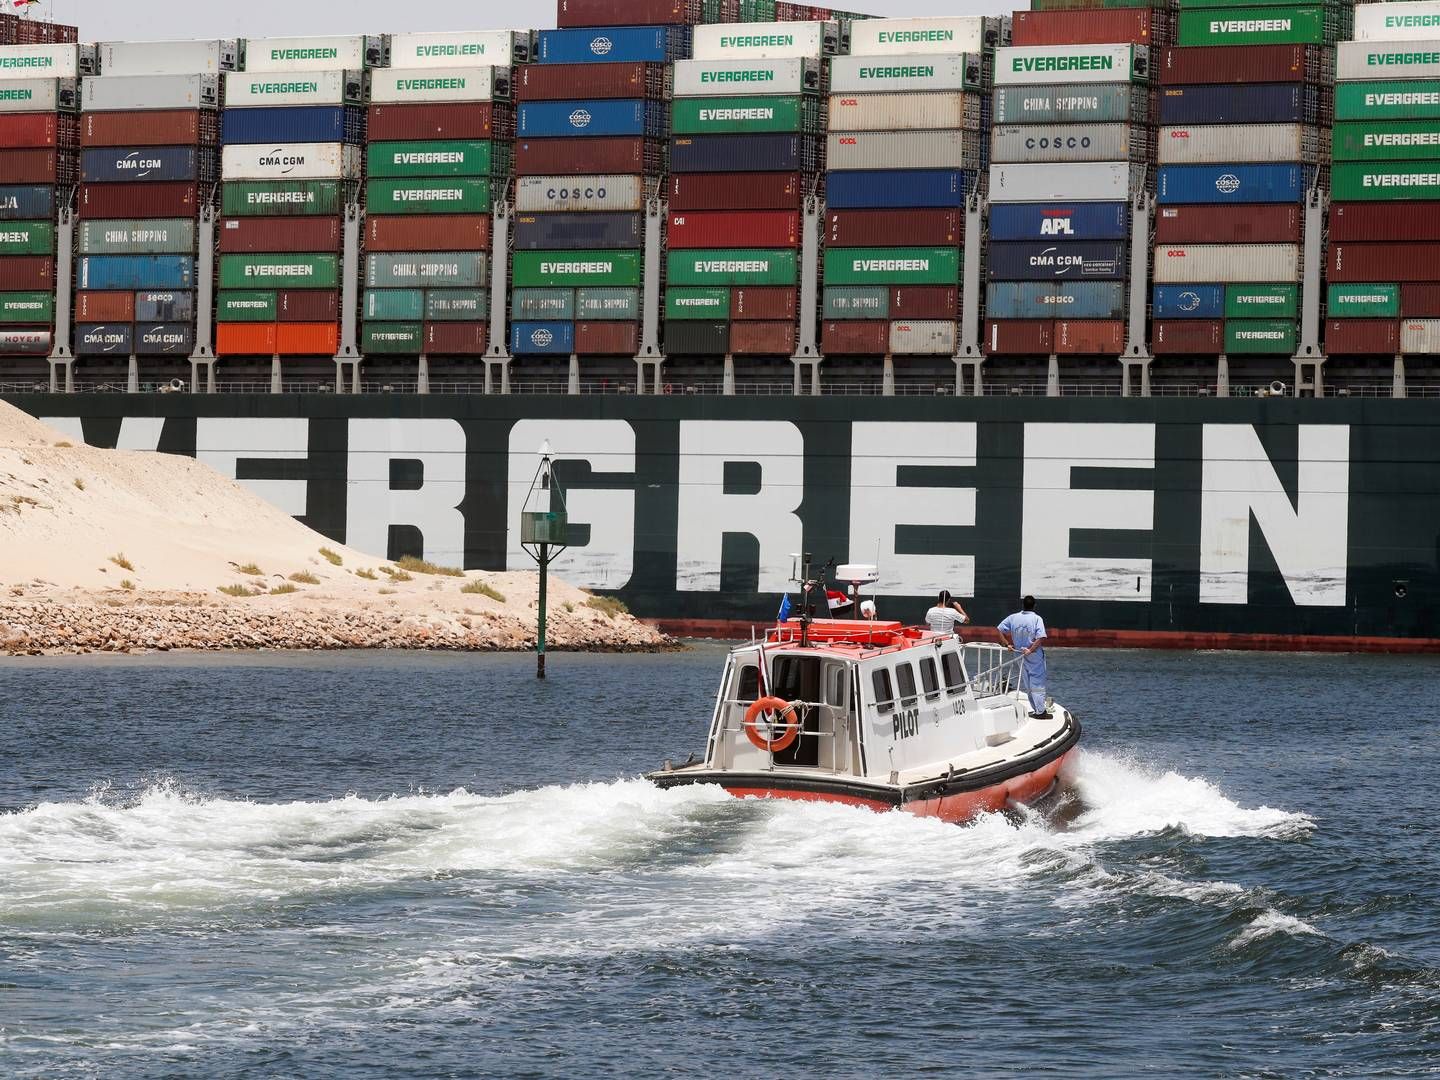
(925, 590, 970, 636)
(998, 596, 1050, 719)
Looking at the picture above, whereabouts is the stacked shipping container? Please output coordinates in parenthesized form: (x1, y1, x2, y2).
(1326, 2, 1440, 357)
(821, 17, 999, 357)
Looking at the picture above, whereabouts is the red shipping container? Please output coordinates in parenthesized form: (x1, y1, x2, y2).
(424, 321, 488, 354)
(1401, 284, 1440, 317)
(217, 322, 278, 356)
(823, 320, 888, 354)
(1159, 44, 1324, 86)
(1013, 8, 1164, 46)
(1153, 319, 1223, 354)
(368, 103, 495, 142)
(81, 109, 217, 148)
(276, 322, 339, 356)
(0, 257, 53, 289)
(515, 136, 660, 176)
(557, 0, 698, 25)
(1154, 204, 1300, 244)
(0, 113, 77, 149)
(826, 209, 962, 247)
(279, 290, 339, 323)
(15, 19, 77, 43)
(985, 319, 1054, 355)
(891, 286, 958, 320)
(78, 182, 198, 219)
(76, 292, 135, 322)
(219, 217, 342, 254)
(0, 148, 67, 184)
(366, 214, 490, 252)
(669, 172, 802, 210)
(1329, 243, 1440, 284)
(516, 62, 670, 101)
(667, 209, 799, 249)
(1330, 203, 1440, 243)
(576, 321, 639, 355)
(1055, 319, 1125, 354)
(731, 287, 796, 321)
(1324, 319, 1399, 355)
(730, 321, 795, 355)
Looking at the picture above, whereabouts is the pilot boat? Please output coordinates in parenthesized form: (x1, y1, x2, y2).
(648, 562, 1081, 823)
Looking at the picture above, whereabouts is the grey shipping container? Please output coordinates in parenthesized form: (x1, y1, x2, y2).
(79, 218, 197, 255)
(81, 74, 219, 112)
(989, 162, 1147, 203)
(827, 130, 982, 171)
(827, 91, 982, 132)
(992, 84, 1150, 126)
(1401, 319, 1440, 354)
(991, 124, 1147, 164)
(514, 174, 646, 213)
(828, 53, 983, 95)
(0, 77, 79, 113)
(512, 287, 576, 320)
(97, 39, 241, 76)
(888, 320, 956, 354)
(985, 280, 1127, 319)
(576, 287, 640, 320)
(135, 322, 195, 355)
(134, 290, 194, 321)
(824, 285, 890, 319)
(1156, 124, 1326, 165)
(1152, 244, 1301, 284)
(75, 323, 133, 355)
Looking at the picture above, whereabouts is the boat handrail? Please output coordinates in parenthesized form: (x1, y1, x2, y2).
(962, 643, 1029, 697)
(718, 697, 837, 743)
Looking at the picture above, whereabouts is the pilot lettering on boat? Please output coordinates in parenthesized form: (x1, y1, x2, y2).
(893, 707, 920, 740)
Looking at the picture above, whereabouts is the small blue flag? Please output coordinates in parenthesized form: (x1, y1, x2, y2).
(777, 595, 792, 622)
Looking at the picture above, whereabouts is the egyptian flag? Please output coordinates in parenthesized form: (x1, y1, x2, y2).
(826, 590, 853, 613)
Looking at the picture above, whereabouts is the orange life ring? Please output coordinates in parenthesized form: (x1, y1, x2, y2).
(744, 696, 803, 753)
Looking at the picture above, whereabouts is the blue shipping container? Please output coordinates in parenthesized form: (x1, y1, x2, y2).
(825, 170, 976, 209)
(669, 134, 818, 173)
(134, 291, 195, 322)
(513, 212, 643, 250)
(78, 255, 196, 291)
(1152, 285, 1225, 319)
(1158, 84, 1323, 126)
(988, 202, 1129, 243)
(1157, 164, 1312, 205)
(987, 241, 1127, 281)
(135, 322, 195, 355)
(518, 100, 668, 139)
(75, 323, 133, 355)
(986, 281, 1126, 319)
(0, 184, 54, 220)
(510, 320, 576, 355)
(222, 106, 366, 146)
(81, 146, 211, 184)
(537, 26, 690, 64)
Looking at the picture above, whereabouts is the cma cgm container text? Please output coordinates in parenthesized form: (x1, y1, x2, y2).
(987, 241, 1127, 280)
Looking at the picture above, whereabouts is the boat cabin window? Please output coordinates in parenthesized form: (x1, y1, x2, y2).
(919, 657, 940, 700)
(872, 668, 895, 714)
(941, 651, 965, 695)
(737, 664, 760, 702)
(827, 665, 847, 707)
(895, 663, 917, 707)
(771, 655, 822, 768)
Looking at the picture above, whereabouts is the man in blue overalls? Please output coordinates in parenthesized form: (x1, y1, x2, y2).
(997, 596, 1051, 720)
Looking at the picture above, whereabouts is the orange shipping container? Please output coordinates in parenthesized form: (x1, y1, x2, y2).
(216, 322, 278, 356)
(277, 322, 339, 355)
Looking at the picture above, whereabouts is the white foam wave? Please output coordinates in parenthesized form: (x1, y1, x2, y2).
(1229, 911, 1325, 950)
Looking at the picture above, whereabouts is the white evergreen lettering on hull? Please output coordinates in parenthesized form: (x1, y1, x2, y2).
(848, 422, 976, 597)
(1200, 425, 1350, 606)
(675, 421, 803, 594)
(1022, 423, 1155, 601)
(196, 417, 310, 518)
(505, 419, 636, 591)
(345, 418, 467, 568)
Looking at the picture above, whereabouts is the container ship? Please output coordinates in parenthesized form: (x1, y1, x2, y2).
(1, 0, 1437, 651)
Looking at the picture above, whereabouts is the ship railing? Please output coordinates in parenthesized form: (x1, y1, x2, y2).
(962, 643, 1028, 698)
(719, 698, 838, 745)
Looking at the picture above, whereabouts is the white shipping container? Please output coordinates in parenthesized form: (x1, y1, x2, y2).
(1355, 2, 1440, 42)
(370, 66, 506, 104)
(1152, 245, 1301, 284)
(829, 53, 981, 94)
(0, 77, 78, 114)
(390, 30, 531, 67)
(692, 21, 835, 61)
(0, 44, 95, 78)
(847, 16, 1002, 56)
(225, 70, 364, 107)
(673, 58, 820, 97)
(1401, 318, 1440, 352)
(1157, 124, 1318, 164)
(515, 174, 645, 213)
(995, 44, 1149, 86)
(827, 130, 980, 171)
(221, 142, 363, 181)
(1338, 40, 1440, 81)
(989, 161, 1144, 202)
(991, 123, 1136, 163)
(243, 35, 388, 73)
(889, 320, 957, 355)
(81, 73, 219, 112)
(98, 39, 239, 76)
(828, 91, 977, 131)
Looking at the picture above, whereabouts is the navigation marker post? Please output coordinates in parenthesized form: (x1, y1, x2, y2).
(520, 442, 568, 679)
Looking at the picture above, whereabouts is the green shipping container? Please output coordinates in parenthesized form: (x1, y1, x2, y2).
(739, 0, 777, 19)
(576, 287, 639, 320)
(512, 287, 576, 320)
(824, 286, 890, 319)
(1225, 283, 1298, 319)
(426, 289, 489, 321)
(221, 181, 344, 217)
(367, 252, 488, 288)
(79, 218, 196, 255)
(1334, 120, 1440, 162)
(1225, 318, 1296, 353)
(362, 322, 424, 354)
(1336, 81, 1440, 122)
(513, 250, 642, 288)
(366, 178, 492, 216)
(0, 220, 53, 255)
(216, 291, 276, 321)
(1176, 6, 1338, 47)
(666, 287, 729, 320)
(1332, 161, 1440, 201)
(666, 248, 798, 286)
(364, 289, 425, 320)
(0, 291, 53, 323)
(671, 96, 821, 135)
(1327, 283, 1399, 318)
(824, 247, 960, 286)
(220, 254, 339, 290)
(366, 140, 498, 178)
